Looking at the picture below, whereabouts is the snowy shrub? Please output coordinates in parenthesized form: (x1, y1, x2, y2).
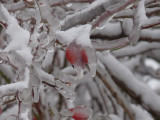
(0, 0, 160, 120)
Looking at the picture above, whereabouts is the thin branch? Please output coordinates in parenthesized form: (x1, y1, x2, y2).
(92, 0, 139, 29)
(98, 53, 160, 120)
(3, 1, 26, 13)
(1, 95, 16, 105)
(51, 0, 94, 7)
(142, 17, 160, 29)
(61, 0, 109, 30)
(96, 66, 135, 120)
(112, 42, 160, 57)
(92, 37, 129, 51)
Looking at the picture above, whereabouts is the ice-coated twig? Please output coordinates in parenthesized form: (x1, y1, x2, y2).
(0, 4, 32, 65)
(129, 0, 148, 45)
(60, 0, 109, 30)
(146, 1, 160, 8)
(92, 0, 139, 29)
(51, 0, 94, 7)
(92, 37, 129, 51)
(19, 108, 30, 120)
(0, 51, 26, 73)
(131, 104, 154, 120)
(98, 53, 160, 119)
(3, 1, 26, 13)
(0, 68, 30, 99)
(114, 7, 160, 18)
(96, 66, 135, 120)
(37, 0, 60, 33)
(142, 17, 160, 29)
(112, 41, 160, 57)
(33, 62, 55, 85)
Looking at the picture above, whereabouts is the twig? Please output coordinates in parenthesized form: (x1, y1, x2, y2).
(0, 70, 11, 83)
(96, 66, 135, 120)
(51, 0, 94, 7)
(1, 95, 16, 106)
(92, 0, 139, 29)
(92, 37, 129, 51)
(98, 53, 160, 120)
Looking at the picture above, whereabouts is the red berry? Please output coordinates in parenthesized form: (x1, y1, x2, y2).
(68, 106, 90, 120)
(66, 42, 88, 68)
(33, 117, 37, 120)
(0, 107, 2, 114)
(81, 49, 88, 64)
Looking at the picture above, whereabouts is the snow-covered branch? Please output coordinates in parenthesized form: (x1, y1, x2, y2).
(98, 53, 160, 119)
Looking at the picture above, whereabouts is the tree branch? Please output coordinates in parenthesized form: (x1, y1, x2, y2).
(98, 53, 160, 120)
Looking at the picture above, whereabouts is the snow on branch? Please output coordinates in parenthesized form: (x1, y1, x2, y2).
(92, 0, 139, 29)
(96, 66, 135, 120)
(112, 41, 160, 57)
(98, 53, 160, 119)
(50, 0, 94, 7)
(92, 37, 129, 51)
(0, 4, 32, 65)
(3, 1, 26, 13)
(61, 0, 108, 30)
(0, 68, 30, 102)
(129, 0, 148, 45)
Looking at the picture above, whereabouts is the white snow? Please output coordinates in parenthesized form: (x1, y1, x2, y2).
(109, 114, 121, 120)
(92, 22, 122, 37)
(56, 24, 92, 47)
(141, 29, 160, 40)
(145, 58, 160, 70)
(148, 79, 160, 95)
(122, 18, 133, 36)
(131, 105, 153, 120)
(20, 109, 30, 120)
(112, 42, 160, 57)
(0, 105, 18, 120)
(136, 0, 148, 26)
(61, 0, 108, 26)
(0, 4, 33, 65)
(0, 68, 30, 98)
